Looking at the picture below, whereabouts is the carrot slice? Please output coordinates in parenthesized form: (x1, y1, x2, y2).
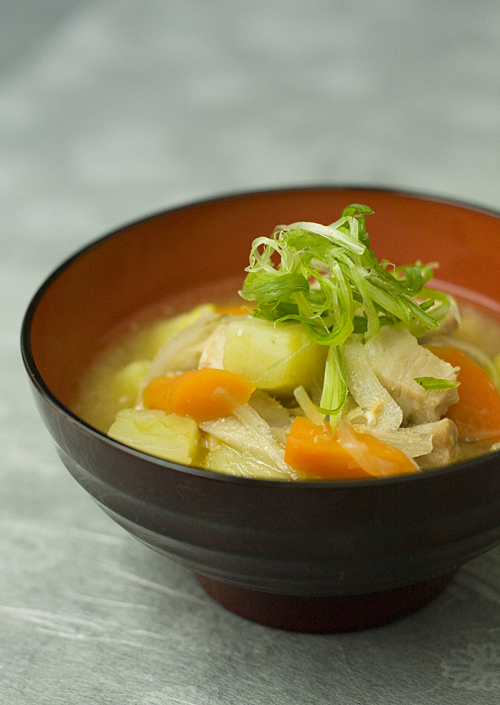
(284, 417, 417, 480)
(425, 345, 500, 442)
(143, 369, 256, 422)
(284, 418, 371, 479)
(216, 304, 254, 315)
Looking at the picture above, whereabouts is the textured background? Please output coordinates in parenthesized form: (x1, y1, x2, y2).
(2, 1, 500, 703)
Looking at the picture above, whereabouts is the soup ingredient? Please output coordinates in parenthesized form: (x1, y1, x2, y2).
(362, 326, 459, 424)
(142, 368, 256, 423)
(108, 359, 151, 410)
(342, 336, 404, 430)
(203, 440, 293, 480)
(427, 345, 500, 442)
(141, 304, 218, 358)
(360, 418, 459, 469)
(109, 409, 200, 464)
(240, 204, 451, 419)
(215, 304, 253, 316)
(201, 402, 301, 479)
(139, 307, 222, 394)
(222, 317, 327, 396)
(284, 417, 418, 479)
(76, 202, 500, 479)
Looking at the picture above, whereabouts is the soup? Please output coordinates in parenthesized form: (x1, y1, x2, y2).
(73, 205, 500, 481)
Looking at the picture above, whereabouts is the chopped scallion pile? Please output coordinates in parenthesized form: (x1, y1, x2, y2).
(240, 204, 453, 419)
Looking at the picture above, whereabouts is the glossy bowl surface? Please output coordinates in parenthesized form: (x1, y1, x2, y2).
(21, 186, 500, 631)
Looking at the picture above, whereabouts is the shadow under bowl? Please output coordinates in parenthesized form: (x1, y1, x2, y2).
(21, 186, 500, 632)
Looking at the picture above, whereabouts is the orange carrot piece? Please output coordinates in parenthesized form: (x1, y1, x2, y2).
(284, 417, 417, 480)
(216, 304, 254, 315)
(143, 368, 255, 423)
(142, 376, 176, 414)
(284, 418, 371, 479)
(426, 345, 500, 442)
(335, 423, 418, 477)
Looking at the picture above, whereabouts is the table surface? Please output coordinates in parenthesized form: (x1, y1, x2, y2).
(3, 1, 500, 703)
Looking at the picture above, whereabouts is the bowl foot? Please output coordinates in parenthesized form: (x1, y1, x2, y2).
(195, 572, 455, 632)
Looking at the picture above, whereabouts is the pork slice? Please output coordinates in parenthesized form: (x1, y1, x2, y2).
(416, 418, 459, 469)
(363, 326, 459, 424)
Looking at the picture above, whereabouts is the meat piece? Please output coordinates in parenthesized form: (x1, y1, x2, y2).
(363, 326, 459, 424)
(364, 417, 459, 468)
(416, 418, 459, 469)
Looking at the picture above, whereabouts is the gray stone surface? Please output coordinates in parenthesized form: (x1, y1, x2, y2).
(2, 1, 500, 702)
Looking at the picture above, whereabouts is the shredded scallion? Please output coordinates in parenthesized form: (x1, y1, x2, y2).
(415, 377, 460, 390)
(240, 204, 453, 416)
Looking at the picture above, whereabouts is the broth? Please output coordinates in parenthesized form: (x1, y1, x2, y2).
(73, 291, 500, 480)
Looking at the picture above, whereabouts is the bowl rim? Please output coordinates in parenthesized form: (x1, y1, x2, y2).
(20, 183, 500, 489)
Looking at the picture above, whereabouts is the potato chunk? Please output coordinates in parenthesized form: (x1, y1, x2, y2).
(222, 318, 327, 397)
(108, 408, 200, 464)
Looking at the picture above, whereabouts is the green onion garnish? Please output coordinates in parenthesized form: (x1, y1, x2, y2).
(415, 377, 460, 390)
(240, 204, 453, 417)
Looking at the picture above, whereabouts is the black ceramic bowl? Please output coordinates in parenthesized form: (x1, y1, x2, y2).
(21, 187, 500, 632)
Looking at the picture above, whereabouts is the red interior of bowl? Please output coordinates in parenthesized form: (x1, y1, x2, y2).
(27, 187, 500, 409)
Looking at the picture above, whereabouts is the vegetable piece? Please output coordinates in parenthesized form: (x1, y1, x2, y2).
(335, 423, 419, 476)
(319, 345, 347, 422)
(137, 308, 222, 402)
(142, 368, 256, 422)
(414, 376, 459, 390)
(294, 385, 325, 426)
(222, 317, 327, 397)
(198, 324, 227, 369)
(135, 304, 217, 360)
(239, 204, 452, 416)
(201, 408, 300, 479)
(284, 418, 372, 479)
(284, 417, 418, 479)
(429, 333, 500, 389)
(108, 408, 201, 464)
(343, 336, 403, 430)
(216, 304, 253, 315)
(204, 441, 294, 480)
(425, 345, 500, 442)
(111, 359, 151, 406)
(249, 389, 294, 429)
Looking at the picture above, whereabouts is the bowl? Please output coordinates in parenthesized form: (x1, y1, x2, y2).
(21, 186, 500, 632)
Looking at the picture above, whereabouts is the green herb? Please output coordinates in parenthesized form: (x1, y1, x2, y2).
(317, 345, 347, 422)
(240, 204, 452, 417)
(415, 377, 460, 390)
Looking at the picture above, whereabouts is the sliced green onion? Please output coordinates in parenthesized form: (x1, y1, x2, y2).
(293, 386, 325, 426)
(240, 203, 454, 417)
(319, 345, 347, 424)
(414, 377, 460, 390)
